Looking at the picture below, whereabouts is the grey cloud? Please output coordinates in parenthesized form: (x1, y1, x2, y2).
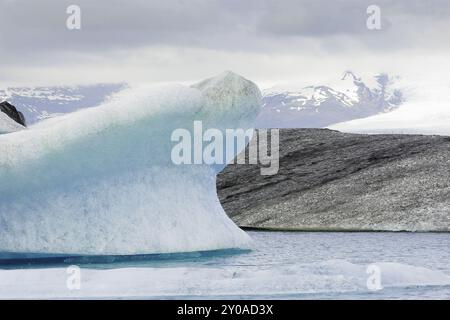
(258, 0, 371, 36)
(0, 0, 234, 51)
(1, 0, 450, 81)
(258, 0, 450, 37)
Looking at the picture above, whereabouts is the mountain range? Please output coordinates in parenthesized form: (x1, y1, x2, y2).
(0, 84, 125, 125)
(0, 72, 402, 129)
(256, 71, 403, 128)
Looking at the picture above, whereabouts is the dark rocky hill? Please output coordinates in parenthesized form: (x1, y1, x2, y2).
(217, 129, 450, 232)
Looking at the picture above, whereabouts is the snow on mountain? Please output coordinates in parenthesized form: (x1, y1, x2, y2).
(0, 73, 402, 130)
(0, 84, 126, 125)
(330, 77, 450, 136)
(0, 111, 24, 134)
(256, 71, 403, 128)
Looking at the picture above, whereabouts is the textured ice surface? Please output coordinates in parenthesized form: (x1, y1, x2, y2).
(0, 72, 261, 255)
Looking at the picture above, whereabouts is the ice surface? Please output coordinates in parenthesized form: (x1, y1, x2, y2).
(0, 84, 125, 124)
(1, 259, 449, 299)
(0, 72, 261, 255)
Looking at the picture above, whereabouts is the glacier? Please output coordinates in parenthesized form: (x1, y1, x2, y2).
(0, 71, 261, 255)
(256, 72, 402, 129)
(0, 84, 125, 125)
(329, 76, 450, 136)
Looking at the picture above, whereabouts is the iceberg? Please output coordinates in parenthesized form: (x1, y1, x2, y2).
(0, 72, 261, 255)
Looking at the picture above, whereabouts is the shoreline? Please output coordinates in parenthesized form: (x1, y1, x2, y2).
(240, 226, 450, 233)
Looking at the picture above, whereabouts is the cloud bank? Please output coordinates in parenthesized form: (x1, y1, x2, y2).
(1, 0, 449, 86)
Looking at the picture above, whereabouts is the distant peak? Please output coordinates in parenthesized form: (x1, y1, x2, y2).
(341, 71, 361, 82)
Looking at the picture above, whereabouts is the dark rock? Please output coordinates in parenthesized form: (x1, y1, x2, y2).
(0, 101, 26, 126)
(217, 129, 450, 232)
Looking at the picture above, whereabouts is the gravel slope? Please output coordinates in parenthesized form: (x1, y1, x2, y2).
(217, 129, 450, 231)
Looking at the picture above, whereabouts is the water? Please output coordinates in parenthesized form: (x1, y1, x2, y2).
(0, 231, 449, 299)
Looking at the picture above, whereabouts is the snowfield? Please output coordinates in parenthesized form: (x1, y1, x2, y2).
(0, 111, 24, 134)
(330, 77, 450, 135)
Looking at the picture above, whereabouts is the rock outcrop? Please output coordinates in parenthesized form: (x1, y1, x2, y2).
(0, 101, 26, 126)
(217, 129, 450, 232)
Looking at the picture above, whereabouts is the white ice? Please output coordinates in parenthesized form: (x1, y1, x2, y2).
(330, 76, 450, 135)
(0, 260, 449, 299)
(0, 71, 261, 255)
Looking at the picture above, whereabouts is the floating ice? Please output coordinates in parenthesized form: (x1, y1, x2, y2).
(0, 72, 261, 255)
(1, 259, 449, 299)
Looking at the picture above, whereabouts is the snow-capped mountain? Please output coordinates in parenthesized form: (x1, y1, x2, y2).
(256, 72, 403, 128)
(0, 84, 126, 125)
(0, 73, 402, 129)
(0, 112, 24, 134)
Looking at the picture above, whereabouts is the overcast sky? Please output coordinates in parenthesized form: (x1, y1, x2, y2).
(1, 0, 449, 87)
